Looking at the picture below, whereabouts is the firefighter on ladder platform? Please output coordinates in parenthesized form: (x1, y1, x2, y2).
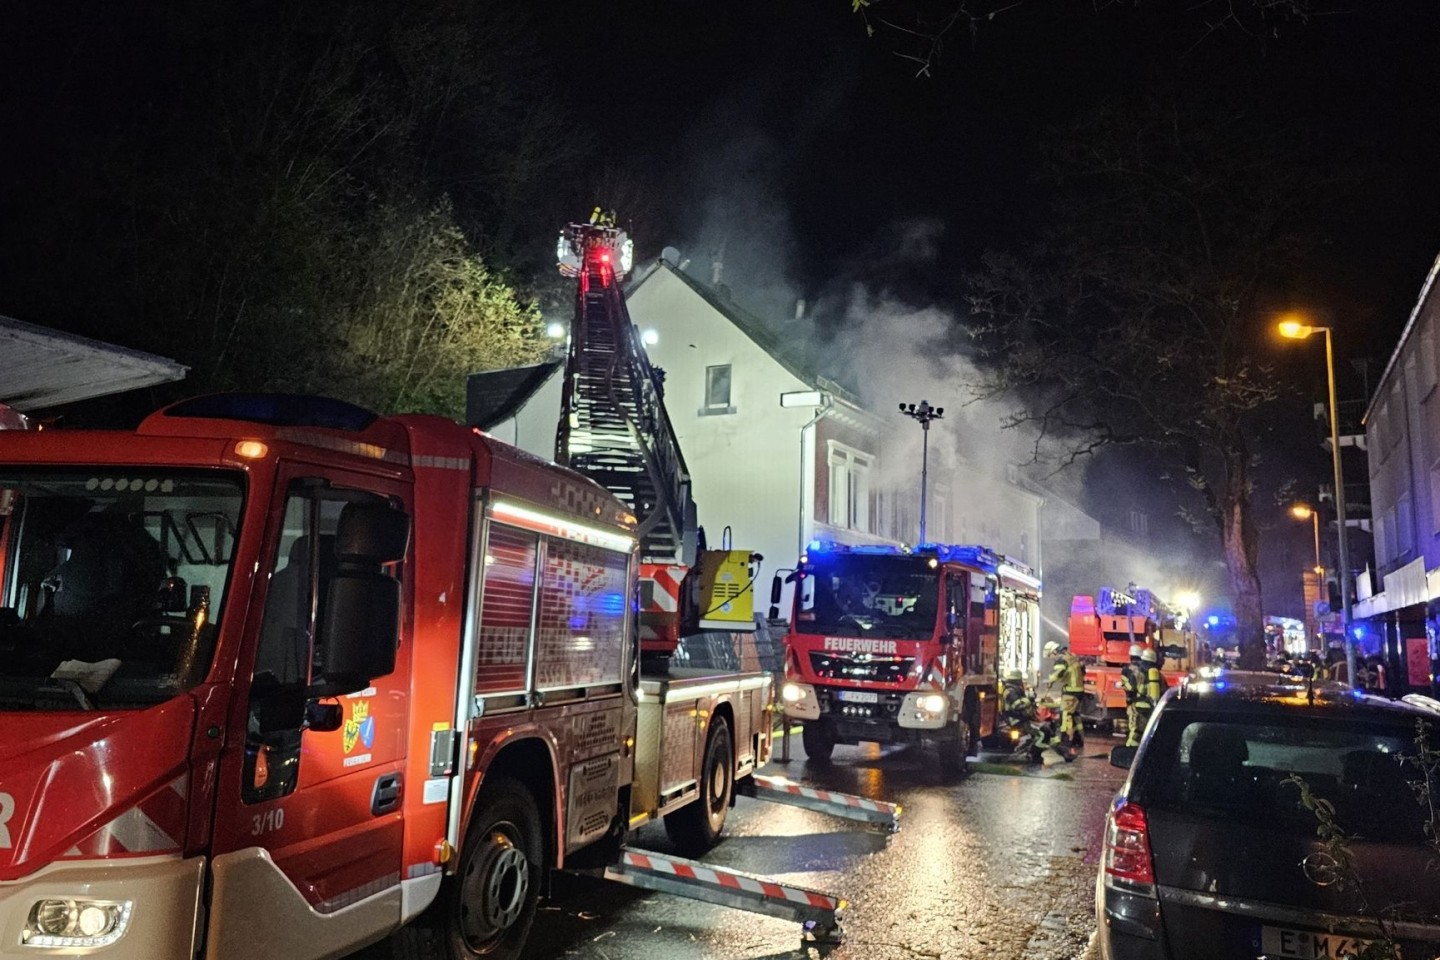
(1044, 640, 1085, 757)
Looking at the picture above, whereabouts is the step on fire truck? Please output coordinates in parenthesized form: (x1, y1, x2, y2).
(0, 228, 897, 960)
(1071, 587, 1196, 732)
(774, 541, 1042, 776)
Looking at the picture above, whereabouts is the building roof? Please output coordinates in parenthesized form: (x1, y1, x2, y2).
(1364, 249, 1440, 425)
(464, 360, 563, 430)
(627, 259, 863, 408)
(0, 315, 188, 411)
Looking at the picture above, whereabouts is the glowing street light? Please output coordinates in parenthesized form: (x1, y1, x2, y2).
(1289, 503, 1324, 576)
(1277, 313, 1354, 683)
(1176, 591, 1200, 614)
(899, 400, 944, 544)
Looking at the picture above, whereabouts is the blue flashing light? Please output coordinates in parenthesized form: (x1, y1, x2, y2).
(1213, 680, 1227, 691)
(1351, 625, 1366, 640)
(1207, 615, 1221, 627)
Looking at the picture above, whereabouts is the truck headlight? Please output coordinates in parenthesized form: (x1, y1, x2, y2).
(916, 694, 946, 714)
(781, 682, 807, 703)
(23, 898, 132, 948)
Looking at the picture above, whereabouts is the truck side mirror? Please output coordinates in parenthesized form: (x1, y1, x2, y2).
(311, 503, 410, 698)
(768, 574, 784, 620)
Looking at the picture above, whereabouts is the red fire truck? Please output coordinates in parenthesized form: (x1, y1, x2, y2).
(1072, 587, 1194, 731)
(774, 542, 1041, 775)
(0, 233, 890, 958)
(0, 394, 888, 960)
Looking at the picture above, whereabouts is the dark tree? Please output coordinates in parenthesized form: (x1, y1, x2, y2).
(968, 97, 1322, 666)
(0, 0, 574, 419)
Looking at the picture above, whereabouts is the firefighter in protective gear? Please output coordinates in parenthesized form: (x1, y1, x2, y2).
(1044, 640, 1086, 751)
(1000, 668, 1043, 741)
(1000, 668, 1051, 757)
(1120, 644, 1145, 747)
(1129, 647, 1163, 746)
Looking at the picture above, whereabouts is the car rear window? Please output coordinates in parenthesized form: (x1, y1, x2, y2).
(1137, 711, 1437, 845)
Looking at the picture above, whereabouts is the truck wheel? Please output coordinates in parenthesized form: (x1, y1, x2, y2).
(801, 720, 835, 764)
(438, 777, 543, 960)
(664, 720, 734, 856)
(937, 720, 970, 778)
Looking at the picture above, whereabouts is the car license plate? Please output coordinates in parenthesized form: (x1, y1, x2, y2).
(1261, 924, 1395, 959)
(836, 690, 879, 704)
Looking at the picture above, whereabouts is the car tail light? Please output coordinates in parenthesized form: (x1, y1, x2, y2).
(1104, 799, 1156, 891)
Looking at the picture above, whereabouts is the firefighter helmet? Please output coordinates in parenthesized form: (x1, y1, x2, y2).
(1003, 668, 1024, 682)
(1140, 648, 1158, 664)
(1128, 644, 1144, 660)
(1043, 641, 1062, 657)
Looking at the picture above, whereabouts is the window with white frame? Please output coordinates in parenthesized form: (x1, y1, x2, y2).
(827, 442, 873, 532)
(1430, 459, 1440, 537)
(891, 491, 914, 543)
(702, 364, 734, 415)
(931, 484, 949, 542)
(1379, 506, 1396, 566)
(1398, 493, 1415, 557)
(1129, 509, 1149, 538)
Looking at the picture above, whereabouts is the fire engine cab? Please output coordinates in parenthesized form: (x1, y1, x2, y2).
(1071, 587, 1195, 731)
(775, 541, 1041, 776)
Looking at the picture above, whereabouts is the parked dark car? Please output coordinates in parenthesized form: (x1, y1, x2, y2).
(1097, 669, 1440, 960)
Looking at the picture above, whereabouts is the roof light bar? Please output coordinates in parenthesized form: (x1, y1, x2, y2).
(491, 499, 635, 552)
(997, 563, 1042, 590)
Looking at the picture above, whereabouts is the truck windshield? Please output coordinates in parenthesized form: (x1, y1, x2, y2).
(797, 556, 939, 639)
(0, 469, 244, 710)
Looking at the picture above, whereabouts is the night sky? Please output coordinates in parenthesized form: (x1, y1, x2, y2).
(538, 0, 1440, 354)
(4, 0, 1440, 618)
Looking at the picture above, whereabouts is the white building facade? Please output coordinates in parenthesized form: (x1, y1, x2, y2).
(1354, 252, 1440, 694)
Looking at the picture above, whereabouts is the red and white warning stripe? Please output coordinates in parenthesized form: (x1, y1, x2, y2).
(752, 774, 902, 818)
(639, 564, 686, 613)
(617, 850, 841, 912)
(63, 774, 188, 858)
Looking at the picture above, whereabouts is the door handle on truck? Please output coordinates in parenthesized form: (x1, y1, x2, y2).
(371, 773, 402, 815)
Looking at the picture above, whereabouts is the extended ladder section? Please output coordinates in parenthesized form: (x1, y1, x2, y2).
(742, 774, 903, 832)
(582, 776, 897, 943)
(603, 848, 845, 943)
(554, 224, 697, 567)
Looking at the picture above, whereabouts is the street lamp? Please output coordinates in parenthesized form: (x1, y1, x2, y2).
(1288, 503, 1324, 576)
(899, 400, 944, 544)
(1278, 315, 1355, 683)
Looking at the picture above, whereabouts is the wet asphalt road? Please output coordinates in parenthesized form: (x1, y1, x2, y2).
(358, 732, 1126, 960)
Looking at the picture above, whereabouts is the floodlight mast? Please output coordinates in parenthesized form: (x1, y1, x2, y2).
(899, 400, 944, 544)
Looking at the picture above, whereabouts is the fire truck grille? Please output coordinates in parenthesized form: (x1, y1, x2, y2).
(808, 652, 914, 683)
